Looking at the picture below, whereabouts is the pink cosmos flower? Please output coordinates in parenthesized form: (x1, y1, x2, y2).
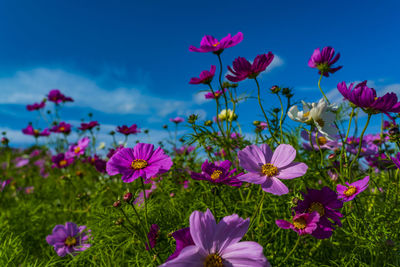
(308, 46, 342, 77)
(226, 53, 275, 82)
(237, 144, 308, 195)
(0, 179, 11, 192)
(336, 176, 369, 202)
(133, 183, 157, 207)
(26, 100, 46, 111)
(51, 153, 74, 168)
(276, 212, 320, 236)
(190, 160, 243, 187)
(161, 209, 269, 267)
(79, 121, 99, 131)
(47, 89, 74, 104)
(14, 157, 29, 168)
(145, 224, 159, 251)
(106, 143, 173, 183)
(116, 124, 140, 135)
(189, 65, 216, 84)
(170, 117, 185, 124)
(22, 125, 50, 137)
(46, 222, 90, 257)
(189, 32, 243, 54)
(66, 137, 90, 158)
(204, 88, 227, 99)
(50, 122, 72, 134)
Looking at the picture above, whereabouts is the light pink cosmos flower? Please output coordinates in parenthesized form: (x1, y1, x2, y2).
(66, 137, 90, 158)
(336, 176, 369, 202)
(161, 209, 269, 267)
(237, 144, 308, 195)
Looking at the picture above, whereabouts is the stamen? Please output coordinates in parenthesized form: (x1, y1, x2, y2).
(74, 147, 81, 154)
(308, 202, 325, 216)
(64, 236, 77, 247)
(131, 159, 148, 170)
(344, 186, 357, 197)
(204, 253, 223, 267)
(293, 217, 307, 229)
(210, 170, 223, 180)
(59, 160, 68, 167)
(261, 163, 278, 177)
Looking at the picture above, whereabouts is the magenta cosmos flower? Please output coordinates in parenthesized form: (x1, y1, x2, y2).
(204, 88, 227, 100)
(308, 46, 342, 77)
(106, 143, 173, 183)
(170, 117, 185, 124)
(276, 212, 320, 236)
(22, 125, 50, 137)
(47, 89, 74, 104)
(52, 153, 74, 168)
(392, 152, 400, 170)
(26, 100, 45, 111)
(237, 144, 308, 195)
(226, 53, 275, 82)
(191, 160, 242, 187)
(161, 209, 269, 267)
(189, 65, 216, 85)
(189, 32, 243, 54)
(145, 224, 160, 250)
(166, 227, 195, 261)
(294, 187, 343, 239)
(50, 122, 72, 134)
(337, 81, 400, 115)
(66, 137, 90, 158)
(336, 176, 369, 202)
(116, 124, 140, 135)
(79, 121, 99, 131)
(46, 222, 90, 257)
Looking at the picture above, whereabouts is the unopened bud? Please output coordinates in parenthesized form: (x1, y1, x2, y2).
(123, 192, 133, 202)
(113, 200, 121, 208)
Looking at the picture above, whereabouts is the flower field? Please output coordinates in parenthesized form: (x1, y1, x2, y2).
(1, 32, 399, 266)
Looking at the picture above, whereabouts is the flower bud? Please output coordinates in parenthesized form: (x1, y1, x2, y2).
(123, 192, 133, 202)
(389, 126, 399, 136)
(204, 120, 213, 127)
(115, 218, 124, 225)
(270, 85, 281, 94)
(253, 120, 260, 126)
(113, 200, 121, 208)
(188, 114, 198, 124)
(162, 124, 168, 129)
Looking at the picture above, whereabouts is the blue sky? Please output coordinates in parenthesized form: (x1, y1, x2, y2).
(1, 0, 399, 145)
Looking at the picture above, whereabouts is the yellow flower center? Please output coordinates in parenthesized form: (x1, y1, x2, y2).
(261, 163, 278, 177)
(204, 253, 223, 267)
(74, 146, 81, 154)
(131, 159, 148, 170)
(210, 170, 223, 180)
(303, 111, 310, 118)
(33, 129, 39, 135)
(344, 186, 357, 197)
(293, 217, 307, 229)
(59, 159, 68, 167)
(308, 202, 325, 216)
(59, 126, 65, 131)
(317, 136, 327, 145)
(212, 42, 220, 47)
(64, 236, 77, 247)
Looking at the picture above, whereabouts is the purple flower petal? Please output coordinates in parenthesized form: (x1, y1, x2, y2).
(261, 177, 289, 195)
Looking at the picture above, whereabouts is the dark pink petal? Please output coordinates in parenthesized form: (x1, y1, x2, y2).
(275, 219, 291, 229)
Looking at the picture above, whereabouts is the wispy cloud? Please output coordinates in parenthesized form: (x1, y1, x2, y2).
(0, 68, 192, 117)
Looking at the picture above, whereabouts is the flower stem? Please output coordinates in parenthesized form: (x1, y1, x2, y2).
(339, 107, 355, 178)
(140, 177, 149, 232)
(318, 74, 330, 104)
(208, 83, 226, 139)
(217, 54, 230, 135)
(277, 93, 285, 143)
(348, 113, 372, 174)
(254, 78, 279, 144)
(248, 191, 266, 230)
(279, 236, 301, 266)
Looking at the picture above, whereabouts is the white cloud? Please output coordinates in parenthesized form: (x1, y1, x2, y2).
(193, 91, 211, 105)
(0, 68, 190, 117)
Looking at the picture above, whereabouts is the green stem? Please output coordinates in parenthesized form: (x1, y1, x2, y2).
(339, 107, 355, 178)
(248, 191, 266, 230)
(315, 132, 324, 167)
(208, 83, 226, 139)
(277, 94, 285, 143)
(140, 177, 149, 232)
(348, 114, 372, 174)
(217, 54, 230, 135)
(317, 74, 330, 104)
(279, 236, 301, 266)
(254, 78, 278, 144)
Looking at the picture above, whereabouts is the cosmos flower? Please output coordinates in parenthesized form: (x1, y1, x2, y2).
(204, 89, 227, 99)
(174, 146, 195, 155)
(66, 137, 90, 158)
(337, 81, 400, 115)
(26, 100, 46, 111)
(345, 136, 377, 156)
(336, 176, 369, 202)
(47, 89, 74, 104)
(50, 122, 72, 134)
(190, 160, 243, 187)
(226, 53, 275, 82)
(161, 209, 269, 267)
(217, 109, 237, 122)
(300, 130, 338, 151)
(22, 125, 50, 137)
(166, 227, 195, 261)
(237, 144, 308, 195)
(14, 157, 29, 168)
(79, 121, 99, 131)
(170, 117, 185, 124)
(308, 46, 342, 77)
(288, 98, 338, 140)
(294, 187, 343, 239)
(116, 124, 141, 135)
(275, 212, 320, 236)
(392, 152, 400, 170)
(46, 222, 90, 257)
(106, 143, 173, 183)
(0, 179, 11, 192)
(189, 32, 243, 54)
(189, 65, 216, 84)
(145, 224, 160, 251)
(51, 153, 74, 169)
(133, 182, 158, 207)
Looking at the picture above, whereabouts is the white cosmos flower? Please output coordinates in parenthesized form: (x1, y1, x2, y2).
(218, 109, 237, 122)
(288, 98, 338, 140)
